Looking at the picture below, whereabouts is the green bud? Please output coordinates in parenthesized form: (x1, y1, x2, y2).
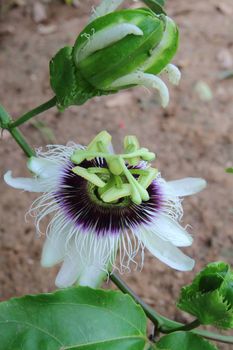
(74, 9, 164, 90)
(50, 6, 180, 111)
(177, 262, 233, 329)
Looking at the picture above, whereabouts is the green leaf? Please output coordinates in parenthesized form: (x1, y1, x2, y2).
(0, 287, 154, 350)
(226, 167, 233, 174)
(65, 0, 73, 5)
(141, 0, 166, 14)
(178, 290, 233, 328)
(156, 331, 218, 350)
(177, 262, 233, 328)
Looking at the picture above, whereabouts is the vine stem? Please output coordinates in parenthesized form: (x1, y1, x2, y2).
(9, 96, 57, 128)
(110, 272, 233, 345)
(162, 318, 201, 333)
(0, 104, 35, 157)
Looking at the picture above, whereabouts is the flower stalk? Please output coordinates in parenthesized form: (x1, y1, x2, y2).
(9, 96, 57, 129)
(0, 104, 35, 157)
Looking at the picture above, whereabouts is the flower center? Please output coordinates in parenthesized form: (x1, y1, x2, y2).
(70, 131, 158, 205)
(87, 181, 131, 208)
(56, 160, 163, 236)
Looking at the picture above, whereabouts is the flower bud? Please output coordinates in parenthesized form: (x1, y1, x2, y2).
(50, 6, 180, 111)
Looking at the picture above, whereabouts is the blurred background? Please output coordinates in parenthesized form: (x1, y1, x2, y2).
(0, 0, 233, 348)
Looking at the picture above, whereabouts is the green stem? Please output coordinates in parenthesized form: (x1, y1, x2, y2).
(194, 330, 233, 345)
(9, 96, 57, 128)
(110, 272, 161, 328)
(110, 272, 233, 345)
(0, 104, 35, 157)
(9, 127, 35, 157)
(162, 319, 201, 333)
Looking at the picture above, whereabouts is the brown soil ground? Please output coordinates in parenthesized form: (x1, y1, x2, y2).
(0, 0, 233, 349)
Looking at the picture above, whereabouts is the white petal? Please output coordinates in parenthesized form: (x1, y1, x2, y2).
(79, 266, 107, 288)
(168, 178, 207, 197)
(110, 72, 169, 108)
(4, 171, 48, 192)
(161, 64, 181, 85)
(152, 215, 193, 247)
(55, 234, 118, 288)
(55, 246, 83, 288)
(41, 231, 67, 268)
(27, 157, 59, 179)
(89, 0, 125, 22)
(138, 228, 195, 271)
(76, 23, 143, 62)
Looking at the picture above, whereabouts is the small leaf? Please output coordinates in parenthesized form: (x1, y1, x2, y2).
(226, 167, 233, 174)
(142, 0, 166, 14)
(0, 287, 153, 350)
(178, 290, 233, 328)
(156, 331, 218, 350)
(177, 262, 233, 328)
(65, 0, 73, 5)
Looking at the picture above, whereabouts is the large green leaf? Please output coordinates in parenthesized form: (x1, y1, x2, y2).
(156, 331, 218, 350)
(0, 287, 154, 350)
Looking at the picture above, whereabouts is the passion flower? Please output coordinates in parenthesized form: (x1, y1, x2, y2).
(4, 132, 206, 288)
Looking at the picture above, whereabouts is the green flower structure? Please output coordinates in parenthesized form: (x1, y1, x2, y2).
(50, 0, 180, 110)
(177, 262, 233, 329)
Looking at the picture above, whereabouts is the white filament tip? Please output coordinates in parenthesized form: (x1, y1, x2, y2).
(162, 63, 181, 86)
(110, 72, 169, 108)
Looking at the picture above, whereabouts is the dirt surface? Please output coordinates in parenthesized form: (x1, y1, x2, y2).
(0, 0, 233, 348)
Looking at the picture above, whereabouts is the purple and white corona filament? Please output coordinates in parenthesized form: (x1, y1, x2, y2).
(4, 132, 206, 288)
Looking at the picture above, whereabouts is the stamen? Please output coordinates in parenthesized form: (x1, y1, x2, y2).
(110, 72, 169, 108)
(72, 166, 106, 187)
(138, 168, 158, 189)
(124, 135, 140, 166)
(88, 167, 110, 175)
(101, 184, 131, 203)
(87, 130, 112, 153)
(119, 158, 149, 204)
(76, 24, 143, 63)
